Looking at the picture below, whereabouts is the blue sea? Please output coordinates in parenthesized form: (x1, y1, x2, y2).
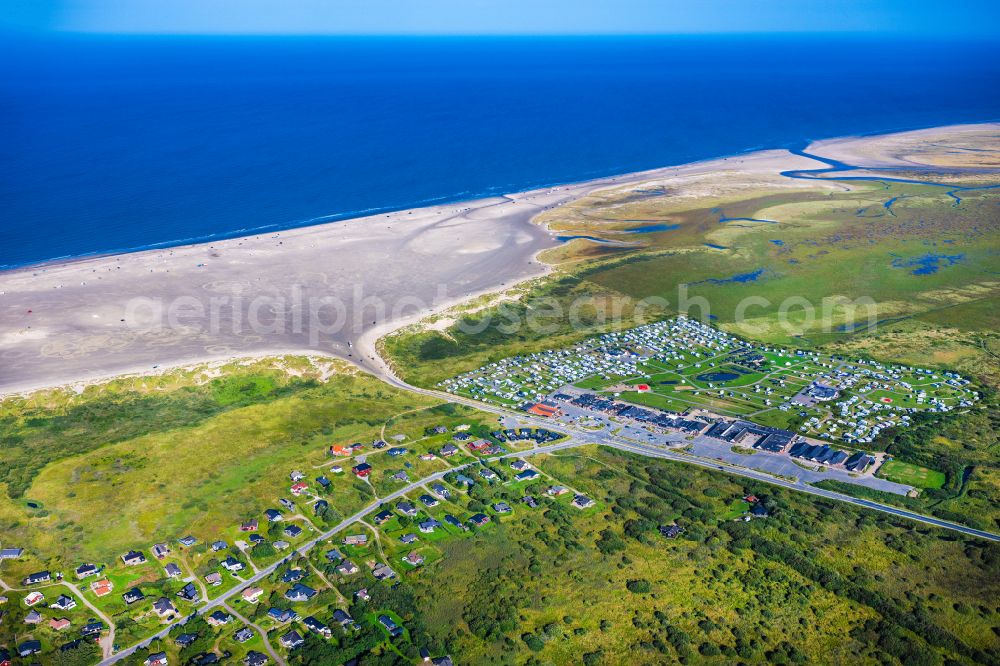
(2, 35, 999, 268)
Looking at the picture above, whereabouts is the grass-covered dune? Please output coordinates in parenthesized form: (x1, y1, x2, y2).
(0, 357, 446, 566)
(383, 446, 1000, 665)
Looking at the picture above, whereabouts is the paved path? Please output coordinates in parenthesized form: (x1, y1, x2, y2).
(225, 603, 285, 666)
(64, 580, 116, 659)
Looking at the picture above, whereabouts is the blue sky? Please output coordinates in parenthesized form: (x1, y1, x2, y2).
(4, 0, 999, 36)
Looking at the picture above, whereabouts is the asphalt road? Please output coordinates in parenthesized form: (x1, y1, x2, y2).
(383, 374, 1000, 543)
(99, 369, 997, 664)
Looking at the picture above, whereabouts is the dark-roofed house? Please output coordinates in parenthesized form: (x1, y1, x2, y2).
(165, 563, 182, 578)
(828, 450, 849, 466)
(244, 651, 269, 666)
(419, 518, 442, 533)
(123, 587, 145, 605)
(143, 652, 168, 666)
(176, 632, 199, 648)
(755, 432, 793, 453)
(845, 451, 875, 472)
(284, 583, 316, 602)
(659, 524, 684, 538)
(153, 597, 177, 617)
(235, 627, 255, 643)
(23, 570, 51, 585)
(337, 560, 359, 575)
(51, 594, 76, 610)
(281, 568, 305, 583)
(788, 441, 808, 457)
(280, 630, 305, 649)
(75, 563, 99, 579)
(379, 614, 403, 637)
(81, 620, 105, 637)
(18, 641, 41, 657)
(222, 556, 245, 572)
(303, 615, 332, 638)
(204, 610, 231, 627)
(121, 550, 146, 566)
(468, 513, 490, 527)
(266, 608, 297, 624)
(444, 514, 466, 530)
(177, 582, 198, 601)
(372, 563, 396, 580)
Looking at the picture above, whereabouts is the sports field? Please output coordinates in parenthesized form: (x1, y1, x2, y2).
(876, 459, 947, 489)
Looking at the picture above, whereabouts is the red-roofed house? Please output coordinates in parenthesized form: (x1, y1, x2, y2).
(467, 439, 491, 451)
(50, 618, 71, 631)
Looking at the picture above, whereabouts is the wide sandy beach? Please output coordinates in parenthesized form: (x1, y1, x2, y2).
(1, 124, 987, 395)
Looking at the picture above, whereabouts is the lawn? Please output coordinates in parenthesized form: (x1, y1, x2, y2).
(876, 459, 947, 489)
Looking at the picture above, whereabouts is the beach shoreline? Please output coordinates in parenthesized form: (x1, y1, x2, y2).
(2, 121, 996, 397)
(5, 120, 994, 277)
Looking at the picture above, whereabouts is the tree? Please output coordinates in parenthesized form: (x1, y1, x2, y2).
(626, 579, 651, 593)
(51, 642, 100, 666)
(522, 633, 545, 652)
(596, 528, 626, 554)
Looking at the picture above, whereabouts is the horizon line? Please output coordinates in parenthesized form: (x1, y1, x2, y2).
(8, 30, 1000, 39)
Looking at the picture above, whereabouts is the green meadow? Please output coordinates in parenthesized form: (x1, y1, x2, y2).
(381, 446, 999, 665)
